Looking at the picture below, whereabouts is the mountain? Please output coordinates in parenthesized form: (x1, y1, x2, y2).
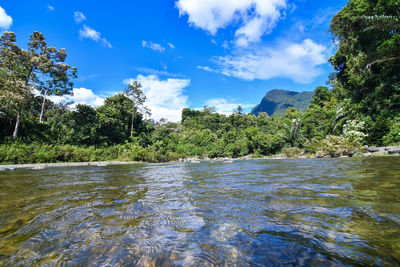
(251, 89, 313, 116)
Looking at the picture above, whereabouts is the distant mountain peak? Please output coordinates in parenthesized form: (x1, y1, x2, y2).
(251, 89, 313, 116)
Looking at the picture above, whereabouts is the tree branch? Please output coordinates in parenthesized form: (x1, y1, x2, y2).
(366, 56, 400, 69)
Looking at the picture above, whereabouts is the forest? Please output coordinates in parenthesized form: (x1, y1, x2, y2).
(0, 0, 399, 164)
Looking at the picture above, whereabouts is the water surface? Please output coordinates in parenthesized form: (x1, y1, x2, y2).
(1, 158, 400, 266)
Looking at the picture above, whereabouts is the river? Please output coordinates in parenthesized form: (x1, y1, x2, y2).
(1, 158, 400, 266)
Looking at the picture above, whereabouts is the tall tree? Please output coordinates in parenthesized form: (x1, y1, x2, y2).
(235, 105, 244, 115)
(329, 0, 400, 116)
(97, 93, 138, 144)
(124, 81, 147, 137)
(310, 86, 332, 107)
(63, 104, 99, 146)
(27, 32, 77, 122)
(0, 32, 34, 139)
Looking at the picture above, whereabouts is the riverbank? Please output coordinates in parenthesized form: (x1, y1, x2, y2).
(179, 145, 400, 163)
(0, 161, 142, 171)
(1, 146, 399, 171)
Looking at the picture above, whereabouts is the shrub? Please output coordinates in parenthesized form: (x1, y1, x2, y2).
(318, 135, 357, 156)
(383, 117, 400, 145)
(282, 147, 303, 157)
(342, 120, 368, 146)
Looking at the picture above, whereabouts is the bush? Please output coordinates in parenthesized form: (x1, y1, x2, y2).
(303, 138, 322, 154)
(383, 117, 400, 145)
(0, 144, 116, 164)
(207, 140, 226, 158)
(263, 134, 285, 155)
(318, 135, 357, 157)
(282, 147, 303, 157)
(342, 120, 368, 146)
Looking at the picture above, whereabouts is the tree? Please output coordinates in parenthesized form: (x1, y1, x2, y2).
(234, 105, 244, 115)
(63, 104, 99, 146)
(310, 86, 332, 107)
(329, 0, 400, 144)
(202, 105, 216, 114)
(96, 93, 149, 145)
(27, 32, 77, 122)
(0, 32, 34, 139)
(47, 101, 72, 143)
(97, 93, 132, 144)
(300, 100, 337, 141)
(329, 0, 400, 116)
(124, 80, 147, 137)
(0, 31, 76, 139)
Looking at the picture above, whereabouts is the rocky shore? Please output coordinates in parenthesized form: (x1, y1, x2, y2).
(312, 146, 400, 159)
(178, 146, 400, 163)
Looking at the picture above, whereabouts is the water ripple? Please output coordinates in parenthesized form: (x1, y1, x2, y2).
(1, 158, 400, 265)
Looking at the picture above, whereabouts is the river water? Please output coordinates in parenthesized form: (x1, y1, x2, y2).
(1, 158, 400, 266)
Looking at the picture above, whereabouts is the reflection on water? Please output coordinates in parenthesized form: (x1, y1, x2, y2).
(1, 158, 400, 266)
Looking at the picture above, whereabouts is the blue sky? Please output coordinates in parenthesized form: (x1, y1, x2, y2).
(0, 0, 347, 121)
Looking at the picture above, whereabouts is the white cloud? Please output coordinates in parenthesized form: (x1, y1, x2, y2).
(176, 0, 286, 46)
(222, 40, 229, 49)
(79, 25, 112, 48)
(124, 75, 190, 122)
(0, 6, 12, 30)
(74, 11, 87, 23)
(142, 40, 166, 52)
(79, 25, 100, 41)
(101, 38, 113, 48)
(205, 98, 253, 115)
(200, 39, 328, 83)
(197, 65, 214, 72)
(48, 88, 105, 108)
(70, 88, 105, 107)
(46, 5, 55, 12)
(167, 42, 175, 49)
(134, 67, 182, 78)
(46, 77, 189, 122)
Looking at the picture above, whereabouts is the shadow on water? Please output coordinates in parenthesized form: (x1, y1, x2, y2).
(0, 158, 400, 265)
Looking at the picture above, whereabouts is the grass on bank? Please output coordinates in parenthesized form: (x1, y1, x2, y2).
(0, 136, 373, 165)
(0, 143, 181, 164)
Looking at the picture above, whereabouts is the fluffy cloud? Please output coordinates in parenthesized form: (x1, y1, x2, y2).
(48, 88, 105, 108)
(47, 77, 189, 122)
(124, 75, 190, 122)
(176, 0, 286, 46)
(79, 25, 112, 48)
(200, 39, 328, 83)
(142, 41, 166, 52)
(74, 11, 87, 23)
(69, 88, 105, 107)
(0, 6, 12, 30)
(205, 98, 253, 115)
(79, 25, 100, 41)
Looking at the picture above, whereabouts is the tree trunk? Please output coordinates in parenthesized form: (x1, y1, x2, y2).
(130, 105, 135, 137)
(39, 90, 48, 122)
(12, 109, 21, 139)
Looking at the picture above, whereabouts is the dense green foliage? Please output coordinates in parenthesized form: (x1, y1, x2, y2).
(0, 94, 361, 163)
(1, 0, 399, 164)
(251, 89, 314, 116)
(329, 0, 400, 145)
